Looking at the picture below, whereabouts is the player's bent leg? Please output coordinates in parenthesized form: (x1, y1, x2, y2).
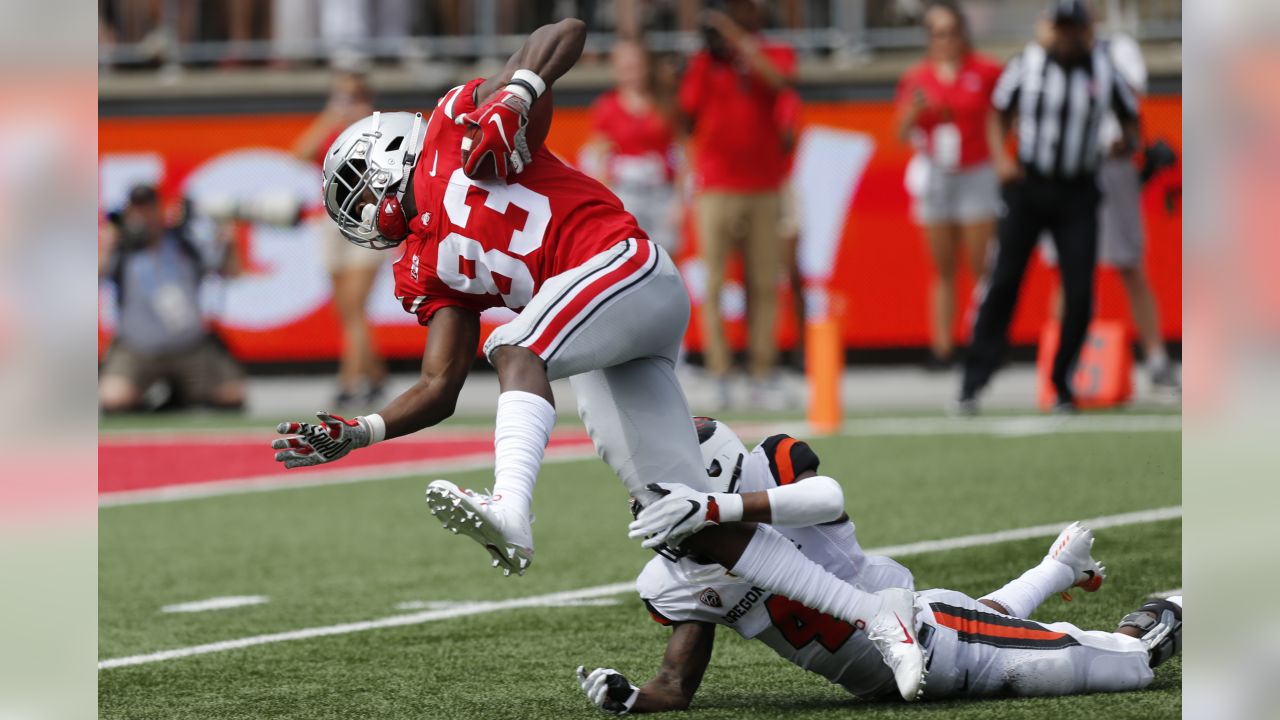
(571, 355, 709, 508)
(484, 238, 684, 382)
(425, 347, 555, 577)
(429, 239, 677, 576)
(918, 588, 1154, 700)
(489, 346, 557, 518)
(702, 524, 927, 701)
(979, 521, 1105, 619)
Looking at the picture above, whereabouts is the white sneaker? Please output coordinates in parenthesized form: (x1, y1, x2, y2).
(425, 479, 534, 576)
(865, 587, 927, 702)
(1047, 521, 1106, 597)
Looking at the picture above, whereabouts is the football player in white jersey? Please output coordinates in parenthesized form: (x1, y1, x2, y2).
(574, 418, 1181, 713)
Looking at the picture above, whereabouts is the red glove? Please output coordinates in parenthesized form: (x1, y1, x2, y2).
(458, 89, 533, 179)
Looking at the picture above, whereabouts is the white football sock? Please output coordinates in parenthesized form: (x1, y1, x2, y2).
(731, 524, 882, 626)
(980, 555, 1075, 618)
(492, 391, 556, 518)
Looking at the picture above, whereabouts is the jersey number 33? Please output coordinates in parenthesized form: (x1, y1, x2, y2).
(438, 167, 551, 309)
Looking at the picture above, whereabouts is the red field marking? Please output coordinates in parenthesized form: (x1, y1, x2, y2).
(99, 431, 594, 494)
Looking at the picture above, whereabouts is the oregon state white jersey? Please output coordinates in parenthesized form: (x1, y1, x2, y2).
(636, 435, 913, 700)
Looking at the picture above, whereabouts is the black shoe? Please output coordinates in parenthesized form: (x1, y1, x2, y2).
(1151, 364, 1181, 394)
(1050, 396, 1078, 415)
(924, 353, 954, 372)
(363, 382, 386, 406)
(952, 391, 979, 417)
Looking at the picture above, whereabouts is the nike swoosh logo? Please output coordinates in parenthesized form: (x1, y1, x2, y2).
(488, 114, 511, 149)
(672, 500, 701, 530)
(895, 613, 915, 644)
(428, 151, 439, 177)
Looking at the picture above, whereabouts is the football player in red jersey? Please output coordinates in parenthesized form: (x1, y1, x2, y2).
(269, 21, 929, 700)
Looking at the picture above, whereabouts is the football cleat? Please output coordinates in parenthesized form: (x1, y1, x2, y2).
(865, 588, 928, 702)
(1119, 595, 1181, 668)
(424, 479, 533, 577)
(1047, 521, 1106, 599)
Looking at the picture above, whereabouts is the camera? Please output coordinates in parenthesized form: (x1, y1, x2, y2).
(701, 0, 732, 61)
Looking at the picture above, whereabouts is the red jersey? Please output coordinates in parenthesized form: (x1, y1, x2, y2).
(394, 79, 647, 325)
(895, 52, 1003, 169)
(679, 42, 797, 191)
(590, 90, 676, 184)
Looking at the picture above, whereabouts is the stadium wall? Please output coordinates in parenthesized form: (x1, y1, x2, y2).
(98, 93, 1182, 364)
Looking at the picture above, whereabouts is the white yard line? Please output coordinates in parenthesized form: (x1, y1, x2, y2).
(1151, 588, 1183, 599)
(775, 413, 1181, 439)
(99, 583, 635, 670)
(161, 596, 269, 613)
(394, 597, 620, 611)
(100, 414, 1179, 508)
(98, 505, 1182, 670)
(870, 506, 1183, 557)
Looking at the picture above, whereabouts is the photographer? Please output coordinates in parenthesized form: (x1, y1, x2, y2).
(679, 0, 795, 409)
(99, 185, 246, 413)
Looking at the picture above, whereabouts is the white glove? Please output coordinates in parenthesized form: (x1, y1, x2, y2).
(271, 411, 374, 469)
(628, 482, 743, 550)
(576, 666, 639, 715)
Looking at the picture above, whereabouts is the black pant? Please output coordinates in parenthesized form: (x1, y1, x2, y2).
(962, 175, 1101, 402)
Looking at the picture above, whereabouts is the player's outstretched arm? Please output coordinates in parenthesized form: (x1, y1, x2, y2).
(576, 621, 715, 714)
(270, 308, 478, 469)
(376, 306, 479, 439)
(629, 472, 847, 549)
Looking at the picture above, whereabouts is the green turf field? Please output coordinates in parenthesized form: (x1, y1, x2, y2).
(99, 422, 1181, 719)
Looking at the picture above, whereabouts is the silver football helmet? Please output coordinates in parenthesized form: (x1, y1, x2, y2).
(627, 417, 748, 563)
(322, 110, 424, 249)
(693, 417, 747, 494)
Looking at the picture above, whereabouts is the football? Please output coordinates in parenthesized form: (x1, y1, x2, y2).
(462, 87, 554, 181)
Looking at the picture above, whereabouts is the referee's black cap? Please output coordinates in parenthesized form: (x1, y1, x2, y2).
(1049, 0, 1091, 25)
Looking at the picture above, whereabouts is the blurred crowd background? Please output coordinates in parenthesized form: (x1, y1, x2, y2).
(98, 0, 1180, 68)
(97, 0, 1184, 415)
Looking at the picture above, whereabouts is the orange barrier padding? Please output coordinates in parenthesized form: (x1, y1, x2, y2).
(1036, 320, 1134, 410)
(806, 318, 843, 434)
(99, 97, 1180, 363)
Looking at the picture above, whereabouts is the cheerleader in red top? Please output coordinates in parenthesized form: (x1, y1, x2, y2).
(896, 1, 1003, 369)
(583, 38, 681, 253)
(292, 65, 388, 406)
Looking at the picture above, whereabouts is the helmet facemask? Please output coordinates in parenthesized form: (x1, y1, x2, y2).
(323, 111, 424, 249)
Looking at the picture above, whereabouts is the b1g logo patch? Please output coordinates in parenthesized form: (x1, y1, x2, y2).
(699, 588, 722, 608)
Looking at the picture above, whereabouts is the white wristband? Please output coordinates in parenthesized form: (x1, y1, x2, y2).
(512, 68, 547, 98)
(360, 413, 387, 445)
(712, 493, 744, 523)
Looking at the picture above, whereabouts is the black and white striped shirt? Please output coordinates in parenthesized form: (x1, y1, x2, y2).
(992, 42, 1139, 179)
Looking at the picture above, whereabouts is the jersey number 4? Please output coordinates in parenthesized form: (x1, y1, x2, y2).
(765, 595, 857, 653)
(438, 167, 551, 308)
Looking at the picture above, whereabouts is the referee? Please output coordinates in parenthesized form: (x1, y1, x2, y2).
(959, 0, 1139, 414)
